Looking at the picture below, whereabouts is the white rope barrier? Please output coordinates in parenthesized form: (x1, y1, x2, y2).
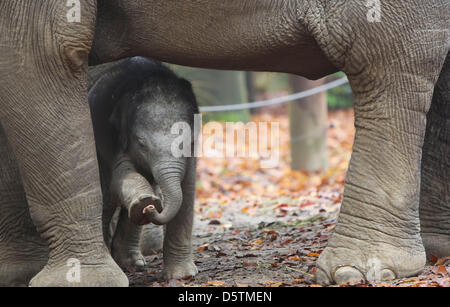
(198, 77, 349, 113)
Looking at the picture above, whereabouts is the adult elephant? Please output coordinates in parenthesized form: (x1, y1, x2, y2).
(0, 0, 448, 286)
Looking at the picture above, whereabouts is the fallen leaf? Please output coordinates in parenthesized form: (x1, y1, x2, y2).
(430, 255, 439, 263)
(288, 255, 301, 261)
(197, 243, 209, 252)
(306, 252, 320, 257)
(434, 265, 448, 276)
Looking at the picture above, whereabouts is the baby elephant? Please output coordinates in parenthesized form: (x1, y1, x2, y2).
(88, 57, 199, 280)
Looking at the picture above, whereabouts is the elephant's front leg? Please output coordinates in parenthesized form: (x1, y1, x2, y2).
(314, 2, 449, 286)
(0, 0, 127, 286)
(316, 60, 448, 285)
(108, 155, 162, 270)
(317, 107, 427, 284)
(0, 123, 48, 286)
(163, 158, 198, 280)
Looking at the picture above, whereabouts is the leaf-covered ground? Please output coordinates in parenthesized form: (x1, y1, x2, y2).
(127, 110, 450, 287)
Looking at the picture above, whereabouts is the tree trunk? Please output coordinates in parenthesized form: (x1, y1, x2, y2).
(288, 76, 328, 172)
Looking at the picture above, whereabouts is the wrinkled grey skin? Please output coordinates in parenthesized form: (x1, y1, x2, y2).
(0, 0, 448, 286)
(88, 57, 199, 278)
(109, 209, 164, 259)
(140, 223, 164, 256)
(107, 206, 164, 271)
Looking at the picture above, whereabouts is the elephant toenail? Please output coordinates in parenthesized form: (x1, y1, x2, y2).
(135, 259, 146, 270)
(380, 269, 396, 281)
(315, 267, 331, 285)
(334, 266, 365, 285)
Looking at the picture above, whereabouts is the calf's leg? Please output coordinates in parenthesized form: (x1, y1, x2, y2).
(110, 155, 162, 225)
(163, 158, 198, 280)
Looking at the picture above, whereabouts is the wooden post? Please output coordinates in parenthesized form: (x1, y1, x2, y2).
(288, 76, 328, 172)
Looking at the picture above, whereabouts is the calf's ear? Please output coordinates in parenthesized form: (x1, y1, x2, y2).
(109, 102, 129, 152)
(179, 78, 199, 114)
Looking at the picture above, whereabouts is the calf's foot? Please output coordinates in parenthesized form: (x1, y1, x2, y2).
(163, 260, 198, 281)
(112, 244, 147, 271)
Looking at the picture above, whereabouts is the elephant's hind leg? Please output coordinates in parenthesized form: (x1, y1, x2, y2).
(420, 53, 450, 259)
(0, 1, 127, 286)
(0, 123, 48, 286)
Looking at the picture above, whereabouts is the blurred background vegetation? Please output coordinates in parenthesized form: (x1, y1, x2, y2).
(169, 65, 354, 172)
(170, 65, 353, 123)
(170, 66, 250, 123)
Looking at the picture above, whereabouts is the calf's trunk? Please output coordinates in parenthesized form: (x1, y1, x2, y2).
(144, 162, 185, 225)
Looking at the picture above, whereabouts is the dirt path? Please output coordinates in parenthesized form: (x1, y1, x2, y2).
(127, 111, 449, 287)
(128, 208, 449, 287)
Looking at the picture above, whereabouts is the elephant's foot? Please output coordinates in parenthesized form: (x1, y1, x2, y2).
(316, 232, 425, 285)
(163, 260, 198, 281)
(29, 247, 128, 287)
(0, 213, 49, 286)
(0, 236, 48, 286)
(140, 223, 164, 255)
(0, 259, 47, 287)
